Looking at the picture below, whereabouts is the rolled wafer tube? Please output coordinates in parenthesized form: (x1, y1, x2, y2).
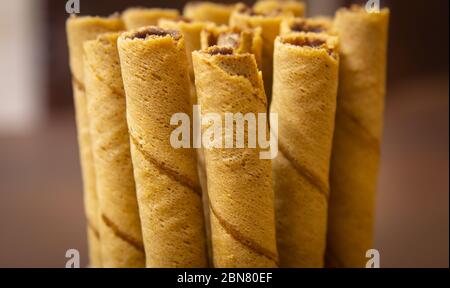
(271, 34, 339, 267)
(280, 16, 332, 35)
(83, 33, 145, 268)
(192, 47, 278, 268)
(66, 15, 124, 268)
(230, 5, 293, 103)
(183, 2, 237, 25)
(201, 25, 263, 69)
(122, 7, 179, 30)
(326, 6, 390, 268)
(198, 24, 263, 264)
(253, 0, 305, 17)
(118, 27, 207, 268)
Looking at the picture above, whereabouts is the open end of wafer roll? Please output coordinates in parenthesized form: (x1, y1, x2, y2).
(279, 34, 338, 59)
(201, 25, 262, 68)
(285, 18, 332, 34)
(204, 27, 245, 49)
(122, 26, 182, 41)
(290, 21, 326, 33)
(204, 46, 234, 56)
(195, 46, 264, 97)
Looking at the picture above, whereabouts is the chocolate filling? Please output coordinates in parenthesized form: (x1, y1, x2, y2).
(282, 36, 335, 57)
(126, 27, 181, 40)
(206, 46, 234, 56)
(284, 37, 326, 48)
(206, 32, 219, 47)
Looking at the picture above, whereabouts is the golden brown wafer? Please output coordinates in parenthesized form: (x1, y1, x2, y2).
(271, 33, 339, 267)
(192, 47, 278, 268)
(84, 33, 145, 268)
(118, 27, 208, 268)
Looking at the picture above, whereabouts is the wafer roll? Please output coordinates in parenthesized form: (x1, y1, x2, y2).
(192, 47, 278, 268)
(66, 15, 124, 268)
(201, 25, 263, 68)
(326, 6, 390, 268)
(198, 23, 264, 263)
(122, 8, 179, 30)
(271, 34, 339, 267)
(254, 0, 305, 17)
(118, 27, 207, 268)
(280, 16, 332, 35)
(83, 33, 145, 268)
(230, 5, 292, 102)
(183, 2, 237, 25)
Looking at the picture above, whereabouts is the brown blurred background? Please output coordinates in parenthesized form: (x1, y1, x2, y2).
(0, 0, 448, 267)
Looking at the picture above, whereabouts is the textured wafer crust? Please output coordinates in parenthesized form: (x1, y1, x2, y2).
(193, 48, 278, 268)
(271, 34, 339, 267)
(84, 33, 145, 268)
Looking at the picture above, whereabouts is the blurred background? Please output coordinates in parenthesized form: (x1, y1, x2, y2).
(0, 0, 448, 268)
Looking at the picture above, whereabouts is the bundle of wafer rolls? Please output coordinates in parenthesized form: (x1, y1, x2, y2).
(66, 1, 389, 268)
